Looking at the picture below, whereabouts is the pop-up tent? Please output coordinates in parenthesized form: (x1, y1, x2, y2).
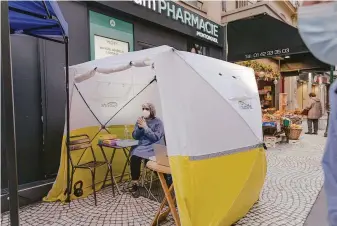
(45, 46, 267, 225)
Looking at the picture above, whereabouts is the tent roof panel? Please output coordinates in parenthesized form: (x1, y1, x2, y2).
(177, 52, 263, 140)
(9, 1, 68, 41)
(154, 50, 261, 157)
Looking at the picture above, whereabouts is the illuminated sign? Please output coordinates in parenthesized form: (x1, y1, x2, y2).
(133, 0, 220, 44)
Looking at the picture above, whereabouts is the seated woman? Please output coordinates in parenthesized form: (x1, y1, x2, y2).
(129, 103, 165, 197)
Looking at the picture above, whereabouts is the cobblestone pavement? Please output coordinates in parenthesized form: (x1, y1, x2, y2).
(1, 133, 326, 226)
(1, 185, 174, 226)
(235, 132, 326, 226)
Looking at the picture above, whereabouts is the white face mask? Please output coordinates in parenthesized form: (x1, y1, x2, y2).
(142, 110, 150, 118)
(298, 2, 337, 65)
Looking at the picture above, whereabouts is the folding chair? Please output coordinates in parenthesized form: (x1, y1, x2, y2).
(141, 135, 167, 200)
(68, 134, 116, 205)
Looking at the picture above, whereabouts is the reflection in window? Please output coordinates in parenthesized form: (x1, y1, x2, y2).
(188, 42, 209, 56)
(222, 0, 226, 11)
(235, 0, 257, 9)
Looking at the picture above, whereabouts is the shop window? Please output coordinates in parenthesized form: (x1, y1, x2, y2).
(138, 41, 156, 50)
(187, 42, 209, 56)
(289, 0, 300, 8)
(222, 0, 227, 12)
(235, 0, 257, 9)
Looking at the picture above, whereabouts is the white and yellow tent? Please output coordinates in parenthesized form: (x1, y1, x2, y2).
(45, 46, 267, 226)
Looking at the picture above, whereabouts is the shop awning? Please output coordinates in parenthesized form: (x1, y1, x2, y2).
(8, 1, 68, 42)
(280, 52, 330, 76)
(227, 14, 308, 62)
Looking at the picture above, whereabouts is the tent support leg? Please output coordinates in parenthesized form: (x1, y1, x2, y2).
(1, 1, 20, 225)
(65, 38, 71, 203)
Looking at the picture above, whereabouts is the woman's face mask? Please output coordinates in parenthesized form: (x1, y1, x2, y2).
(298, 2, 337, 65)
(142, 108, 151, 118)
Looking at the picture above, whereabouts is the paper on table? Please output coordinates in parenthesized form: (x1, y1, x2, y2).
(149, 156, 156, 161)
(116, 139, 139, 147)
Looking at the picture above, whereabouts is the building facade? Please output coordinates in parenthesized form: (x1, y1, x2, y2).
(221, 0, 299, 109)
(220, 0, 329, 114)
(222, 0, 298, 26)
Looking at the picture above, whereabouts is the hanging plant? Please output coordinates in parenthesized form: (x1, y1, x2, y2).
(236, 60, 280, 80)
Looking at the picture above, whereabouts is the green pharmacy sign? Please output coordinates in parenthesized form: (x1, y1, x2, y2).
(89, 11, 134, 60)
(133, 0, 220, 44)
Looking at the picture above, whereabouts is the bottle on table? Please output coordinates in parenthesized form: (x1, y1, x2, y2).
(124, 125, 130, 140)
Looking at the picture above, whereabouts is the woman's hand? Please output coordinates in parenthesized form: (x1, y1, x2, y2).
(137, 117, 148, 129)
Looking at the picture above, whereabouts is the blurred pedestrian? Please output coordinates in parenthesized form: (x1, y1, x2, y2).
(298, 1, 337, 225)
(304, 92, 323, 135)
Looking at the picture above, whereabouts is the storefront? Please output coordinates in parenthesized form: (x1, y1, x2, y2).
(89, 1, 224, 60)
(227, 13, 329, 112)
(227, 13, 330, 148)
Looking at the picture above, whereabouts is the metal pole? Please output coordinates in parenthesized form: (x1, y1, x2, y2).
(1, 1, 20, 225)
(324, 65, 335, 137)
(65, 38, 71, 202)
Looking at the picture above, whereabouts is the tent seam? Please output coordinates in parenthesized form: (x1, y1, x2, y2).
(189, 143, 263, 160)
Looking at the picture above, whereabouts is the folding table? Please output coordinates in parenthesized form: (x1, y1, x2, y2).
(146, 161, 180, 226)
(99, 139, 138, 191)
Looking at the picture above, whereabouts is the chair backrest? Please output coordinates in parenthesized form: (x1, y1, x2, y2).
(68, 134, 92, 152)
(67, 134, 96, 166)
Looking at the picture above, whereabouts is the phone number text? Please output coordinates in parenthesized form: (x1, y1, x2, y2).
(245, 48, 290, 59)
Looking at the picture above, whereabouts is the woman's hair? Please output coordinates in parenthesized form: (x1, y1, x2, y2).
(309, 92, 316, 97)
(142, 103, 156, 118)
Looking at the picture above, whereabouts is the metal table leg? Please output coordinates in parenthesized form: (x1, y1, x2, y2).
(102, 147, 120, 193)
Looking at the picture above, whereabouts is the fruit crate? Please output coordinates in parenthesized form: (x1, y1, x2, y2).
(288, 128, 302, 140)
